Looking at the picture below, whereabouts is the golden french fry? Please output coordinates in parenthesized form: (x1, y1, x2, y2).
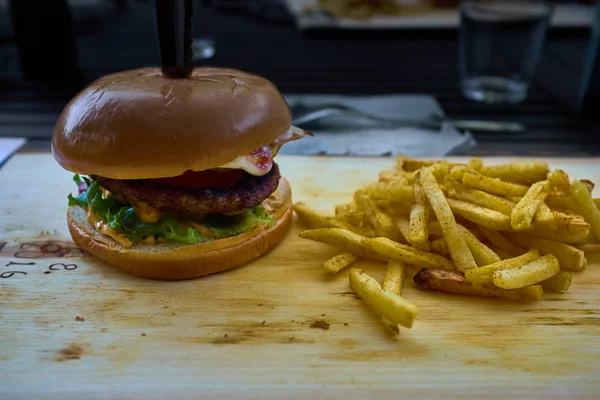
(380, 259, 406, 334)
(493, 254, 560, 289)
(398, 158, 446, 172)
(362, 237, 454, 270)
(477, 226, 526, 256)
(479, 162, 549, 185)
(511, 181, 549, 231)
(570, 180, 600, 242)
(446, 198, 511, 231)
(364, 181, 414, 205)
(293, 202, 339, 229)
(420, 167, 477, 271)
(595, 198, 600, 209)
(349, 268, 419, 329)
(534, 201, 554, 224)
(522, 226, 596, 245)
(379, 170, 408, 184)
(354, 191, 403, 242)
(467, 157, 484, 171)
(323, 252, 360, 274)
(382, 259, 406, 295)
(448, 184, 515, 216)
(430, 237, 449, 256)
(408, 178, 430, 246)
(462, 169, 529, 197)
(540, 271, 572, 292)
(448, 165, 467, 182)
(464, 249, 541, 285)
(506, 234, 587, 272)
(298, 228, 386, 261)
(547, 169, 570, 194)
(457, 225, 501, 266)
(414, 268, 543, 302)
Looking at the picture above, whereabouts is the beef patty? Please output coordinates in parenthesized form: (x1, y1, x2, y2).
(94, 163, 281, 216)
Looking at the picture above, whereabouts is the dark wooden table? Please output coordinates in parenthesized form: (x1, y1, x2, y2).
(1, 1, 599, 156)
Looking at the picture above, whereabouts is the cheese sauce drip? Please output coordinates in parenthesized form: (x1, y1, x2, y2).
(219, 126, 310, 176)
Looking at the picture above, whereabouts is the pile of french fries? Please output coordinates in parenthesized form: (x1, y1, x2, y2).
(294, 157, 600, 334)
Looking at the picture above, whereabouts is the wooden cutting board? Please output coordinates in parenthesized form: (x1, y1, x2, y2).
(1, 154, 599, 399)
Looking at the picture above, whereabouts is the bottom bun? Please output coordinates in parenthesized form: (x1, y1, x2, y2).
(67, 178, 293, 280)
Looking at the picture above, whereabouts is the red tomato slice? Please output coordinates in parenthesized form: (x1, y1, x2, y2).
(149, 169, 247, 189)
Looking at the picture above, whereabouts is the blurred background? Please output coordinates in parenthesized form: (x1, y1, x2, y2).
(0, 0, 599, 157)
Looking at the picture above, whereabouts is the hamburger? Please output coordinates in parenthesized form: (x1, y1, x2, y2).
(52, 67, 309, 280)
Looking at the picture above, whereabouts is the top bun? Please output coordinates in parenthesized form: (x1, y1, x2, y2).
(52, 67, 291, 179)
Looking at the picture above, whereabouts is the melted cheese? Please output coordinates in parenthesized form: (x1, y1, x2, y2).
(219, 126, 309, 176)
(220, 152, 271, 176)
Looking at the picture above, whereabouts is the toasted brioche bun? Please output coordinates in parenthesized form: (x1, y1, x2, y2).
(67, 178, 293, 280)
(52, 67, 291, 179)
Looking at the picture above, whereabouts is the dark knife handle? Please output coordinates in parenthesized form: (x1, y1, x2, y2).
(156, 0, 193, 79)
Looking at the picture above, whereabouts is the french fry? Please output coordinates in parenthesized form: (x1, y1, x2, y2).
(349, 268, 419, 329)
(396, 215, 434, 251)
(534, 209, 590, 236)
(479, 162, 549, 185)
(462, 169, 529, 197)
(298, 228, 387, 261)
(323, 252, 359, 274)
(420, 167, 477, 271)
(534, 201, 554, 224)
(595, 198, 600, 209)
(446, 198, 511, 231)
(362, 237, 454, 270)
(477, 225, 526, 256)
(493, 254, 560, 289)
(522, 226, 596, 245)
(539, 271, 572, 292)
(457, 225, 501, 266)
(464, 249, 541, 285)
(448, 184, 515, 216)
(511, 181, 549, 231)
(398, 157, 454, 173)
(547, 169, 571, 194)
(414, 268, 543, 302)
(381, 260, 406, 334)
(365, 181, 413, 205)
(408, 178, 430, 246)
(570, 180, 600, 242)
(506, 234, 587, 272)
(293, 202, 351, 229)
(382, 259, 406, 294)
(354, 191, 403, 242)
(467, 157, 484, 171)
(430, 237, 449, 256)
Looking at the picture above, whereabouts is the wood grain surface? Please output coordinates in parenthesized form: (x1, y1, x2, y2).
(0, 154, 599, 399)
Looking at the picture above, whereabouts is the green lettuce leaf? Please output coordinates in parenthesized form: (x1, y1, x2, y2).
(106, 207, 208, 244)
(204, 205, 274, 238)
(68, 174, 274, 245)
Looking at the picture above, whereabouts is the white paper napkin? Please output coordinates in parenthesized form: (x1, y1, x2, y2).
(281, 94, 476, 157)
(0, 138, 26, 167)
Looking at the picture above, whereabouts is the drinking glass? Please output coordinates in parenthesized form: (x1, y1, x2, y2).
(459, 0, 553, 104)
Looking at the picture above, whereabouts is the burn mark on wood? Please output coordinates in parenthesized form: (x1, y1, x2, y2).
(53, 344, 84, 362)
